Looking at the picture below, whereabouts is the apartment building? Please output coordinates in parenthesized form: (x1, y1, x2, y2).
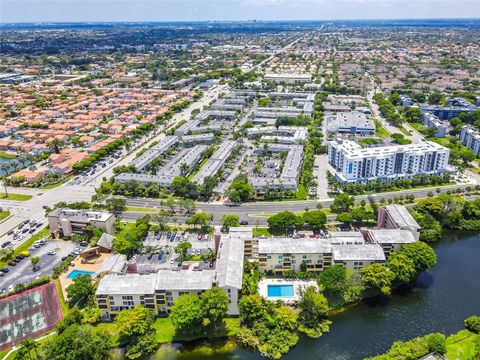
(421, 112, 449, 138)
(258, 238, 333, 275)
(264, 73, 312, 84)
(247, 126, 308, 144)
(326, 112, 375, 135)
(48, 209, 115, 237)
(365, 229, 416, 257)
(250, 144, 304, 193)
(459, 125, 480, 156)
(377, 204, 421, 240)
(96, 235, 244, 319)
(332, 244, 386, 271)
(328, 139, 450, 183)
(192, 140, 236, 185)
(130, 135, 178, 171)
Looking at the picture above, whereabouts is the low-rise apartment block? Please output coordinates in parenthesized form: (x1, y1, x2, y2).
(95, 235, 244, 319)
(48, 209, 115, 237)
(326, 112, 375, 135)
(377, 204, 421, 240)
(421, 112, 449, 138)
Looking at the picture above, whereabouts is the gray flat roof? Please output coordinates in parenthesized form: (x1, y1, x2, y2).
(384, 204, 420, 229)
(155, 270, 214, 290)
(96, 273, 157, 295)
(332, 244, 386, 261)
(259, 238, 332, 254)
(368, 229, 416, 244)
(215, 237, 245, 289)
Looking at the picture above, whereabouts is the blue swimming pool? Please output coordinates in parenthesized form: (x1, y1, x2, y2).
(66, 269, 95, 279)
(267, 284, 294, 297)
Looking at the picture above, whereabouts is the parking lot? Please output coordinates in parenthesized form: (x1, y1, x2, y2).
(0, 239, 75, 292)
(0, 217, 46, 250)
(135, 230, 216, 270)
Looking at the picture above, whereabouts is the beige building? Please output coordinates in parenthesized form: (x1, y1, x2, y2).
(365, 229, 416, 257)
(258, 238, 333, 275)
(48, 208, 115, 237)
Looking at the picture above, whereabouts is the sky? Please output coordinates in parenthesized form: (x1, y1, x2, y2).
(1, 0, 480, 23)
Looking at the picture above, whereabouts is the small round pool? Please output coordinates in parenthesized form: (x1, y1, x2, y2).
(66, 269, 95, 279)
(267, 284, 294, 297)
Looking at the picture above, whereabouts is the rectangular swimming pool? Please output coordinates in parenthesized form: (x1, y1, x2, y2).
(66, 269, 95, 279)
(267, 284, 294, 297)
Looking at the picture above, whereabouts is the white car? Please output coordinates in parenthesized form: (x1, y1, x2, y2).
(47, 250, 56, 255)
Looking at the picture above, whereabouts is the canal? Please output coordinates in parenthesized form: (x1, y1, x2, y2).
(150, 230, 480, 360)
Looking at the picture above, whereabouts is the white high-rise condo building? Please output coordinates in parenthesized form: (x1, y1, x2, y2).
(328, 139, 450, 183)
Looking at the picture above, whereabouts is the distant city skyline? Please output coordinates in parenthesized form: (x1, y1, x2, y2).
(1, 0, 480, 24)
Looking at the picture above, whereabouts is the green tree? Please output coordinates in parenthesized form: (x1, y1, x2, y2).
(302, 210, 327, 229)
(114, 305, 157, 359)
(42, 324, 109, 360)
(400, 241, 437, 273)
(115, 305, 155, 340)
(386, 252, 417, 283)
(317, 265, 347, 297)
(297, 286, 331, 338)
(175, 241, 192, 259)
(360, 263, 395, 295)
(200, 287, 229, 329)
(30, 256, 40, 270)
(170, 294, 205, 335)
(464, 315, 480, 334)
(238, 294, 266, 327)
(221, 214, 240, 230)
(267, 211, 303, 234)
(336, 212, 353, 226)
(66, 274, 95, 307)
(330, 193, 354, 213)
(427, 333, 447, 354)
(17, 338, 39, 360)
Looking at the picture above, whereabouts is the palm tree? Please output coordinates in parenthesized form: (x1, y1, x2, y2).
(18, 338, 39, 360)
(180, 162, 189, 176)
(47, 139, 62, 154)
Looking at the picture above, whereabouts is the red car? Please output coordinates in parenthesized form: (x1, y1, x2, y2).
(8, 261, 17, 266)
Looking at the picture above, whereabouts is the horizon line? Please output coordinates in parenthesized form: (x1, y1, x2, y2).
(2, 17, 480, 25)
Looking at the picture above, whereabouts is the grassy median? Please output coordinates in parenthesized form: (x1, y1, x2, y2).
(0, 193, 33, 201)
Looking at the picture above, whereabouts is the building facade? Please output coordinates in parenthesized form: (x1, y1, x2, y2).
(328, 139, 450, 183)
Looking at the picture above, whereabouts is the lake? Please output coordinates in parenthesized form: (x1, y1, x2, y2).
(146, 230, 480, 360)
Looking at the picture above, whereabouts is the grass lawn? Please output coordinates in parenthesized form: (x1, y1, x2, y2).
(374, 119, 390, 139)
(432, 136, 452, 147)
(0, 210, 10, 222)
(0, 227, 50, 268)
(95, 317, 240, 347)
(406, 121, 425, 132)
(446, 330, 479, 360)
(188, 156, 210, 180)
(0, 193, 33, 201)
(125, 206, 157, 213)
(55, 278, 69, 315)
(295, 184, 308, 200)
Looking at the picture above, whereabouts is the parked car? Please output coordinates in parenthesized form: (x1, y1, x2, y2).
(47, 250, 56, 255)
(8, 261, 17, 266)
(240, 221, 249, 225)
(0, 268, 9, 273)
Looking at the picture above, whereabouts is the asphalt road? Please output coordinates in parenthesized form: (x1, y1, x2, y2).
(125, 182, 476, 224)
